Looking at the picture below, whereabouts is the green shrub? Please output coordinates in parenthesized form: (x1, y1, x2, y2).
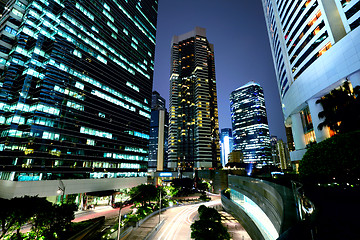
(299, 131, 360, 185)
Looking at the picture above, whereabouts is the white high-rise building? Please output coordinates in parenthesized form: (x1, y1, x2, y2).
(261, 0, 360, 168)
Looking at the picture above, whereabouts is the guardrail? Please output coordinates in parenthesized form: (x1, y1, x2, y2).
(68, 216, 105, 240)
(144, 219, 165, 240)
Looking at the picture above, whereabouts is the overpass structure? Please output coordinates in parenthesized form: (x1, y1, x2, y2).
(221, 175, 298, 240)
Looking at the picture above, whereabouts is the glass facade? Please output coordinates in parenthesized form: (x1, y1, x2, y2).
(168, 27, 220, 171)
(0, 0, 158, 181)
(230, 189, 279, 240)
(230, 82, 272, 166)
(300, 106, 316, 147)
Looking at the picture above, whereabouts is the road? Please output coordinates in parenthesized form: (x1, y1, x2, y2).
(72, 204, 133, 222)
(19, 205, 132, 233)
(151, 200, 221, 240)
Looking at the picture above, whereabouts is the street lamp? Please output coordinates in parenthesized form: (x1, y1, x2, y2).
(117, 193, 123, 240)
(117, 193, 131, 240)
(57, 180, 65, 203)
(159, 188, 161, 224)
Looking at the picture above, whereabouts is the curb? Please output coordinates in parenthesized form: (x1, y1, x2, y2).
(144, 219, 165, 240)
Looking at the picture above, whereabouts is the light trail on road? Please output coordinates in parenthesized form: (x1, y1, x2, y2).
(160, 204, 197, 240)
(153, 200, 221, 240)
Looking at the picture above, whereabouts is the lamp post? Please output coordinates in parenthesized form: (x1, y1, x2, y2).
(159, 188, 161, 224)
(57, 180, 65, 203)
(117, 193, 123, 240)
(117, 193, 131, 240)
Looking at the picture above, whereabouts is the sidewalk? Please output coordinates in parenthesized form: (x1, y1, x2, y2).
(219, 210, 252, 240)
(125, 215, 162, 240)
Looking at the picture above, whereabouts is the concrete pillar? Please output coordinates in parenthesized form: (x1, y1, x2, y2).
(349, 71, 360, 88)
(157, 109, 165, 171)
(290, 113, 306, 150)
(320, 0, 346, 42)
(307, 98, 331, 143)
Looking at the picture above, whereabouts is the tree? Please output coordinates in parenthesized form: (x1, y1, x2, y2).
(0, 198, 14, 239)
(0, 196, 48, 239)
(191, 205, 230, 240)
(198, 205, 221, 222)
(0, 196, 77, 240)
(196, 181, 209, 192)
(299, 131, 360, 184)
(164, 185, 178, 197)
(29, 203, 77, 239)
(171, 178, 194, 196)
(129, 184, 158, 207)
(191, 220, 230, 240)
(316, 81, 360, 134)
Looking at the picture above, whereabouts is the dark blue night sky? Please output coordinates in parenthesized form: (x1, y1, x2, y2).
(153, 0, 287, 141)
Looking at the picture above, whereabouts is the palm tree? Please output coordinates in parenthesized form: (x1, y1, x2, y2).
(316, 81, 360, 134)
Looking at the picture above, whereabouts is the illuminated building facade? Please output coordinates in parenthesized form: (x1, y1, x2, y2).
(148, 91, 168, 172)
(230, 81, 272, 166)
(270, 135, 279, 165)
(0, 0, 158, 198)
(270, 136, 291, 170)
(168, 27, 220, 171)
(276, 139, 290, 170)
(220, 128, 233, 167)
(261, 0, 360, 166)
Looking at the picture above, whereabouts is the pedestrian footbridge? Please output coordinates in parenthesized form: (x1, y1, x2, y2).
(221, 175, 298, 240)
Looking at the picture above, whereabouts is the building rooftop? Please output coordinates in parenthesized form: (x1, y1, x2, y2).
(171, 26, 206, 45)
(234, 81, 262, 91)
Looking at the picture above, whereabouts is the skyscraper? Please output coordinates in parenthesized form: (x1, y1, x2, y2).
(220, 128, 233, 167)
(168, 27, 220, 171)
(261, 0, 360, 167)
(230, 81, 272, 166)
(270, 135, 279, 166)
(0, 0, 158, 199)
(276, 139, 290, 170)
(148, 91, 168, 172)
(151, 90, 166, 110)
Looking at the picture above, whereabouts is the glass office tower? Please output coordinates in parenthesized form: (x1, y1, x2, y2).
(0, 0, 158, 198)
(168, 27, 220, 171)
(261, 0, 360, 166)
(230, 81, 272, 166)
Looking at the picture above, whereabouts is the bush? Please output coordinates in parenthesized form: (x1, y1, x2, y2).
(191, 205, 230, 240)
(223, 189, 230, 199)
(299, 131, 360, 185)
(199, 194, 211, 202)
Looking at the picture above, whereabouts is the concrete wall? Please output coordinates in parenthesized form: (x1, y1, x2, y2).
(222, 175, 298, 239)
(0, 177, 147, 199)
(222, 195, 266, 240)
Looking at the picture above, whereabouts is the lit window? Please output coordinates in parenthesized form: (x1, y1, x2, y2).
(104, 3, 110, 11)
(86, 139, 95, 146)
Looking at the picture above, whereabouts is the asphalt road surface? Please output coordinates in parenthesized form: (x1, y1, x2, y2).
(151, 200, 222, 240)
